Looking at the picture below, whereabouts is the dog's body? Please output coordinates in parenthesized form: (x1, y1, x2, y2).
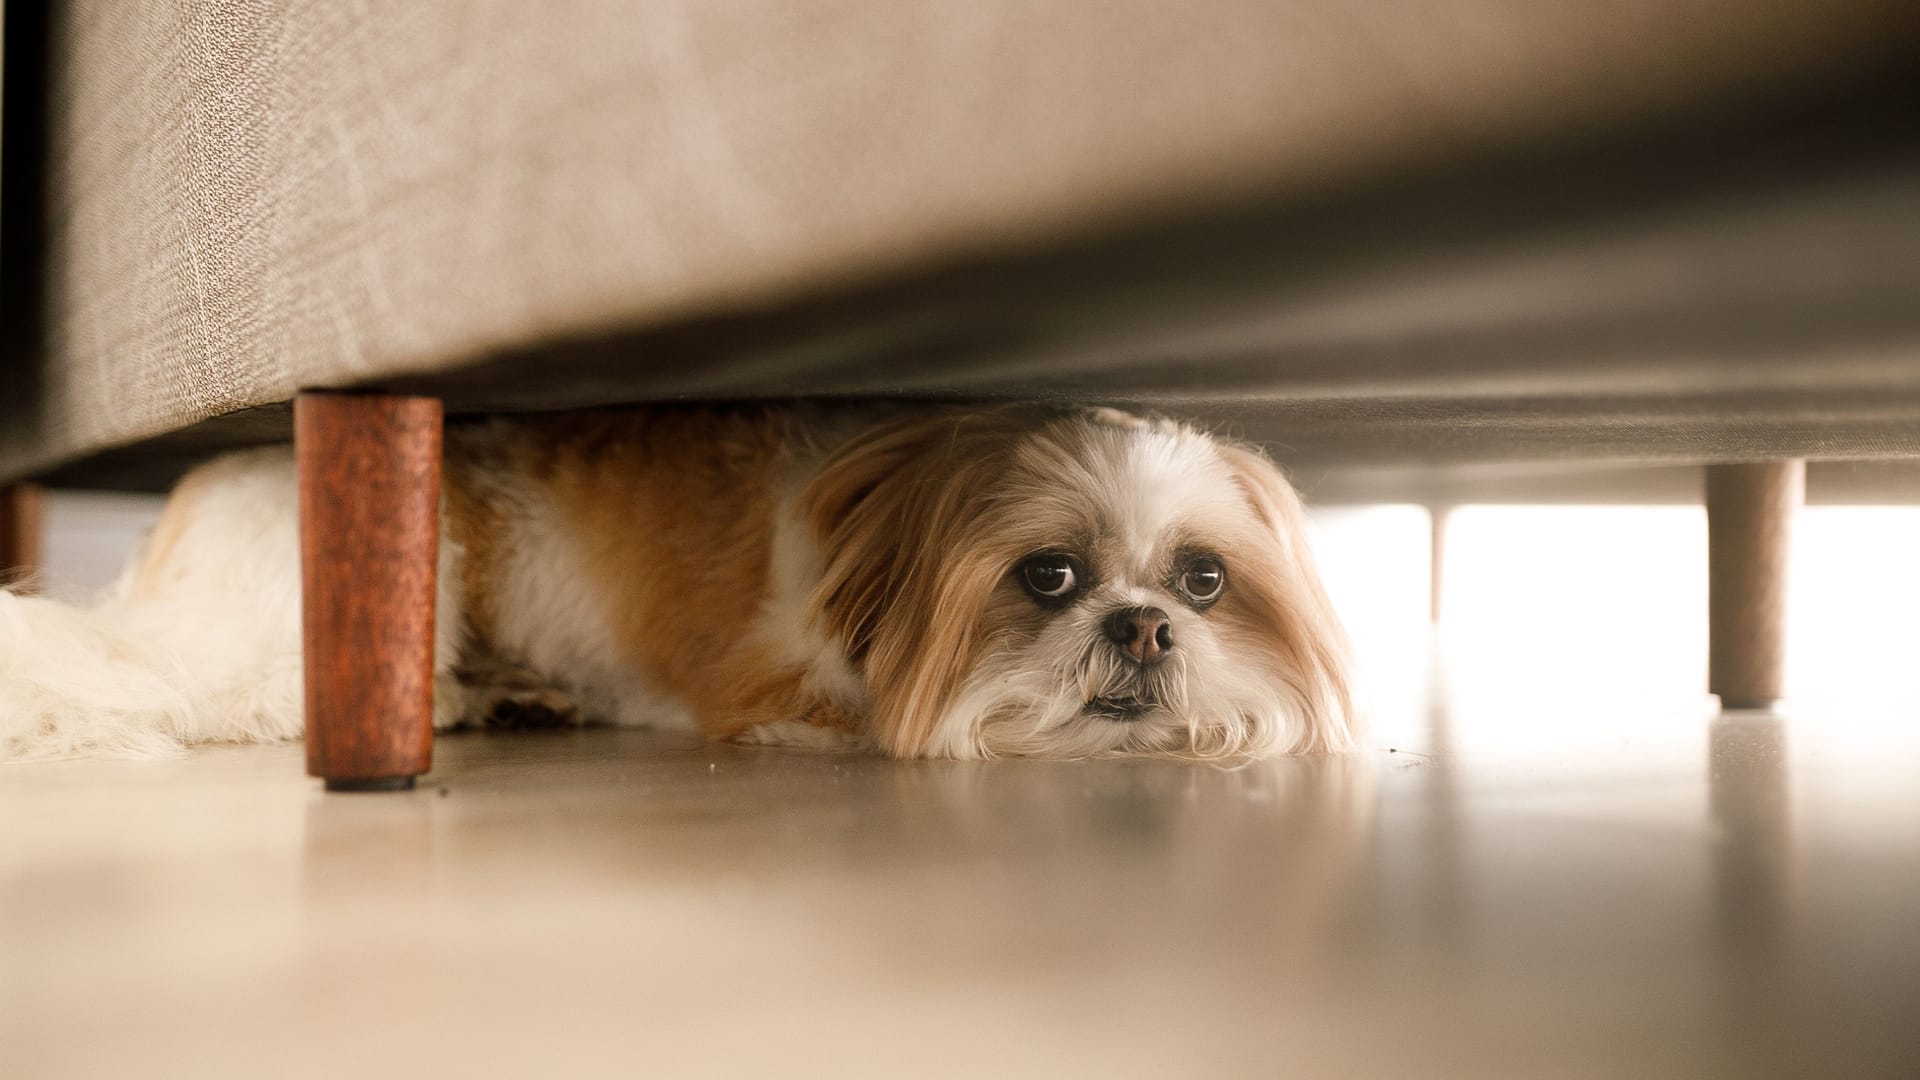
(1, 405, 1355, 761)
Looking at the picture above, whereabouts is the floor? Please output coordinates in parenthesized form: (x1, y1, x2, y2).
(4, 496, 1918, 1077)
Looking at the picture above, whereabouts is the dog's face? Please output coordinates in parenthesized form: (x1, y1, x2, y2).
(806, 407, 1353, 759)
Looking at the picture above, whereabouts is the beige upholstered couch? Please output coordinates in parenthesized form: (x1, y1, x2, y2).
(6, 0, 1919, 489)
(3, 2, 1917, 784)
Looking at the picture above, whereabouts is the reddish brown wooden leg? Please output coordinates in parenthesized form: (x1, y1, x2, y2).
(1, 484, 43, 591)
(1706, 461, 1804, 710)
(296, 392, 443, 792)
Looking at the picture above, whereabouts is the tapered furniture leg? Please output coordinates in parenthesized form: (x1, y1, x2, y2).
(296, 392, 443, 792)
(1429, 505, 1450, 625)
(1, 484, 43, 590)
(1706, 461, 1804, 710)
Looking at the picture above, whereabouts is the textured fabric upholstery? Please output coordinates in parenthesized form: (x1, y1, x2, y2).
(3, 1, 1917, 484)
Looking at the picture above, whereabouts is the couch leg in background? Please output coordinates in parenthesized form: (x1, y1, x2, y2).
(296, 392, 443, 792)
(1, 484, 43, 591)
(1706, 461, 1804, 711)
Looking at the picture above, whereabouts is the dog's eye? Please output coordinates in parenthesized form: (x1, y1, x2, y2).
(1020, 555, 1080, 600)
(1176, 558, 1226, 606)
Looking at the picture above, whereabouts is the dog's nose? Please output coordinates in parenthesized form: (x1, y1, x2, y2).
(1104, 606, 1173, 665)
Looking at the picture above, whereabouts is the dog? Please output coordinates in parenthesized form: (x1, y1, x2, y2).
(0, 404, 1354, 760)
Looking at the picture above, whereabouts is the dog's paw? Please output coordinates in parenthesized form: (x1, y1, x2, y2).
(446, 660, 583, 731)
(730, 720, 864, 751)
(729, 702, 869, 752)
(458, 674, 584, 730)
(476, 686, 580, 730)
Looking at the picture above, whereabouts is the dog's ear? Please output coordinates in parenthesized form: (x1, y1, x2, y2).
(801, 410, 1038, 758)
(1214, 442, 1357, 753)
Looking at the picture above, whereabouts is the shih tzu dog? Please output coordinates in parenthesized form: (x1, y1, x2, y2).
(0, 404, 1355, 761)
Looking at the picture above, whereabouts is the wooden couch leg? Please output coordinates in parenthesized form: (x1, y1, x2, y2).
(1706, 461, 1804, 710)
(1, 484, 43, 590)
(295, 392, 443, 791)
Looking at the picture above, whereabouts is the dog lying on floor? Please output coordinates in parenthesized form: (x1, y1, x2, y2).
(0, 404, 1354, 760)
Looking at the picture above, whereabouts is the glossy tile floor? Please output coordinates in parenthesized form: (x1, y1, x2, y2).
(4, 498, 1918, 1077)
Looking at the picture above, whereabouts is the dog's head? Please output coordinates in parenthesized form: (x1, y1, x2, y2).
(805, 406, 1354, 759)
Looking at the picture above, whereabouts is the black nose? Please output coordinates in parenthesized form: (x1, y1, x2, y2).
(1103, 606, 1174, 665)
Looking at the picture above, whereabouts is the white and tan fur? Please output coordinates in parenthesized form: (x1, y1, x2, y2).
(0, 405, 1355, 761)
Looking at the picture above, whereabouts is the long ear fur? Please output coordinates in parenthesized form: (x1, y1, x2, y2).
(802, 408, 1047, 758)
(1215, 442, 1358, 753)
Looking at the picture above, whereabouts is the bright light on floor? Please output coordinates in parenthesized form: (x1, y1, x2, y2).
(1308, 503, 1920, 745)
(1785, 507, 1920, 714)
(1443, 505, 1710, 720)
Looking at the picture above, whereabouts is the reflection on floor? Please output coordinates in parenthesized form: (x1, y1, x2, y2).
(5, 653, 1916, 1077)
(4, 497, 1917, 1076)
